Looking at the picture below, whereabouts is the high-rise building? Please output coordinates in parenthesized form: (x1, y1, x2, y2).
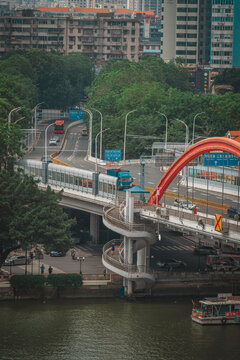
(161, 0, 199, 65)
(161, 0, 240, 69)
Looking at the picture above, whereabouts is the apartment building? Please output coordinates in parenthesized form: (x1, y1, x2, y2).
(210, 0, 240, 69)
(161, 0, 199, 65)
(0, 8, 140, 65)
(161, 0, 240, 69)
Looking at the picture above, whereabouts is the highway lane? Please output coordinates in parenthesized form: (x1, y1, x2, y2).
(27, 121, 237, 217)
(150, 230, 207, 272)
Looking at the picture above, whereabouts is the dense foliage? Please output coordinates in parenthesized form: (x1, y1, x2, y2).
(213, 68, 240, 93)
(10, 274, 46, 291)
(87, 59, 240, 159)
(47, 273, 83, 289)
(0, 50, 94, 128)
(0, 170, 75, 268)
(10, 274, 83, 293)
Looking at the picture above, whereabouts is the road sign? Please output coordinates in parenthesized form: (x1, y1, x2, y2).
(105, 150, 121, 162)
(69, 110, 85, 120)
(203, 152, 239, 167)
(215, 214, 222, 232)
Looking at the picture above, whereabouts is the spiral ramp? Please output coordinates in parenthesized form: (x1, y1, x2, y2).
(102, 205, 157, 295)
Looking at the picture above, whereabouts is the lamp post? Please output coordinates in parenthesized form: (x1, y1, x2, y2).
(123, 109, 136, 162)
(175, 118, 189, 150)
(77, 256, 85, 274)
(82, 108, 93, 159)
(91, 108, 103, 160)
(8, 107, 22, 129)
(33, 102, 44, 140)
(156, 112, 168, 150)
(44, 122, 55, 162)
(192, 112, 205, 144)
(7, 107, 24, 167)
(95, 128, 110, 173)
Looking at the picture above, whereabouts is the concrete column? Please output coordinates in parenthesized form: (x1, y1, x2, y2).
(128, 193, 134, 223)
(127, 279, 133, 296)
(90, 213, 100, 244)
(128, 238, 133, 265)
(124, 236, 128, 264)
(137, 247, 146, 273)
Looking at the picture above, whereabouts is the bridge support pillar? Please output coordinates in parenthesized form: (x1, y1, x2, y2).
(127, 279, 133, 296)
(90, 213, 100, 244)
(137, 247, 146, 272)
(127, 238, 133, 265)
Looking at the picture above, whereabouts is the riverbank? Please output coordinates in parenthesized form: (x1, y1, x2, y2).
(1, 272, 239, 301)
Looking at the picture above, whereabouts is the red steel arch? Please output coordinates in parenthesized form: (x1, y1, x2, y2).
(148, 137, 240, 204)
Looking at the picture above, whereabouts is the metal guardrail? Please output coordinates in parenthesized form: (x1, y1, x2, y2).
(140, 203, 240, 233)
(103, 206, 147, 232)
(102, 239, 152, 274)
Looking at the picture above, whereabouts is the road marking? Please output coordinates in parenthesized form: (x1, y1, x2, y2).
(153, 244, 194, 252)
(148, 182, 155, 185)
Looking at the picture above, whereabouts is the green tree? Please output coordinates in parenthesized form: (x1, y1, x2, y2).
(213, 68, 240, 93)
(0, 170, 74, 268)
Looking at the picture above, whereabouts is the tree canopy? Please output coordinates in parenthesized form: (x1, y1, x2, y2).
(87, 58, 240, 159)
(0, 170, 74, 268)
(213, 68, 240, 93)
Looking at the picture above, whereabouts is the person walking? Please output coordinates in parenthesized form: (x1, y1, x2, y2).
(40, 264, 45, 274)
(48, 265, 53, 274)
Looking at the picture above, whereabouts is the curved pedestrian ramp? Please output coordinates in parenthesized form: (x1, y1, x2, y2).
(102, 203, 157, 295)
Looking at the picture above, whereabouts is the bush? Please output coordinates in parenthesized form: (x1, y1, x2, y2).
(47, 273, 82, 289)
(10, 275, 45, 291)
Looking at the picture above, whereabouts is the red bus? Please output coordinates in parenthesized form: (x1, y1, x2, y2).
(54, 120, 64, 134)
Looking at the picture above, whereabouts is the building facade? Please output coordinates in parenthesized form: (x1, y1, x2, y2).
(0, 9, 140, 64)
(161, 0, 240, 69)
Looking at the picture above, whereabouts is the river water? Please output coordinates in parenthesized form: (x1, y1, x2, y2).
(0, 298, 239, 360)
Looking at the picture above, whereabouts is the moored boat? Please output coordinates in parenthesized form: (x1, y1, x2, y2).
(191, 293, 240, 325)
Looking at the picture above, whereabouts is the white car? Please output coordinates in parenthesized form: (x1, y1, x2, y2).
(49, 138, 57, 146)
(174, 199, 196, 210)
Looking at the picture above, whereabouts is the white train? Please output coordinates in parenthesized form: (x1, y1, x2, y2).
(16, 159, 118, 199)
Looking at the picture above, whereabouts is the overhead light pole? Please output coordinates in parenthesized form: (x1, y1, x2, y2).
(175, 118, 189, 150)
(8, 107, 22, 129)
(156, 112, 168, 150)
(44, 122, 55, 162)
(82, 108, 93, 159)
(95, 128, 110, 173)
(33, 102, 44, 140)
(91, 108, 103, 160)
(123, 109, 136, 162)
(192, 112, 205, 144)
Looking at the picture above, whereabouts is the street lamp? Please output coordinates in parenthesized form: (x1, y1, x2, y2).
(77, 256, 85, 274)
(91, 108, 103, 160)
(175, 118, 189, 150)
(44, 122, 55, 161)
(123, 109, 136, 162)
(33, 102, 44, 140)
(156, 112, 168, 150)
(192, 112, 205, 144)
(8, 107, 22, 128)
(95, 128, 110, 173)
(82, 108, 93, 159)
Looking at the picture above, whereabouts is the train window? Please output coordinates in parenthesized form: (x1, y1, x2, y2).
(69, 175, 73, 186)
(103, 183, 108, 193)
(61, 172, 64, 183)
(65, 173, 69, 185)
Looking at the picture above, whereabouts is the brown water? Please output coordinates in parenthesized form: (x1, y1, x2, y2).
(0, 298, 239, 360)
